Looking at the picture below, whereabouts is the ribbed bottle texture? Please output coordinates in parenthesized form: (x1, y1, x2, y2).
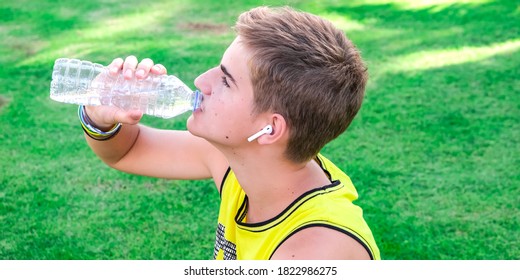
(50, 58, 201, 119)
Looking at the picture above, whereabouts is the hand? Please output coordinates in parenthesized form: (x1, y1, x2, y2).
(85, 56, 168, 130)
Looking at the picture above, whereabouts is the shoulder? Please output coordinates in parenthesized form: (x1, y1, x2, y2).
(270, 226, 372, 260)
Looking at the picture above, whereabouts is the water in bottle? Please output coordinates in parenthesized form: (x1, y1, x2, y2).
(50, 58, 202, 119)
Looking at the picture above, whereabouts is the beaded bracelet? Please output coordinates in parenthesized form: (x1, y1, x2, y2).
(78, 105, 122, 141)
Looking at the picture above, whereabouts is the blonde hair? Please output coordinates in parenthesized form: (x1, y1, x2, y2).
(235, 7, 367, 163)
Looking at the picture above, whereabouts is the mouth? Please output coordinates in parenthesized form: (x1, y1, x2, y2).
(198, 95, 204, 112)
(194, 102, 204, 113)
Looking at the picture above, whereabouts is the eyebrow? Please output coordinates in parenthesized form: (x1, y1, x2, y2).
(220, 64, 238, 87)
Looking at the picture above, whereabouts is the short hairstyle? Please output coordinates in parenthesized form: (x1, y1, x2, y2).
(235, 6, 367, 163)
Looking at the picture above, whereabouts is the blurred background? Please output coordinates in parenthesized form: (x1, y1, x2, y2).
(0, 0, 518, 259)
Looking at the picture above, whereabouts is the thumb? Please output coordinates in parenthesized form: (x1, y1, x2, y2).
(128, 110, 144, 123)
(112, 109, 143, 125)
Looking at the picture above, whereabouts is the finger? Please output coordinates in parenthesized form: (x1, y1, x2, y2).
(108, 57, 124, 76)
(112, 108, 143, 125)
(151, 63, 167, 75)
(135, 58, 154, 79)
(123, 55, 138, 79)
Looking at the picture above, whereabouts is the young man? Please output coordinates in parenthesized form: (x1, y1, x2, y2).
(80, 6, 380, 260)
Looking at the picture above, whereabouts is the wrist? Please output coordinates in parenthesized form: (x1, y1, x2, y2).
(83, 106, 116, 131)
(78, 105, 122, 141)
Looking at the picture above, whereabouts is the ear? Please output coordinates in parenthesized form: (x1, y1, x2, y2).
(257, 113, 287, 145)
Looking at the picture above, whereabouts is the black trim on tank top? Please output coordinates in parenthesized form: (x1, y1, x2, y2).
(314, 155, 333, 181)
(235, 180, 341, 230)
(219, 167, 232, 199)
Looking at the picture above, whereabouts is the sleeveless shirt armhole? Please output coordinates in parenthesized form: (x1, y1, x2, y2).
(219, 167, 232, 199)
(269, 223, 375, 260)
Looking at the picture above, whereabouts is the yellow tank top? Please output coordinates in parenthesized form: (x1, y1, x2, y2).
(213, 154, 380, 260)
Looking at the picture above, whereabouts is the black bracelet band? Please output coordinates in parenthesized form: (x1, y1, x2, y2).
(78, 105, 122, 140)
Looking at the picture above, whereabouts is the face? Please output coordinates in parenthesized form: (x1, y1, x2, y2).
(187, 37, 264, 146)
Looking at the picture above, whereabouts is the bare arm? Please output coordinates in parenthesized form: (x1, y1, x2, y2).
(270, 227, 372, 260)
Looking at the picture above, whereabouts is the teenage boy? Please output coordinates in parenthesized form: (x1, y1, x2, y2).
(79, 6, 380, 260)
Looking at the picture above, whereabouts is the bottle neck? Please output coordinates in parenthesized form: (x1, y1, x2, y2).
(192, 90, 202, 111)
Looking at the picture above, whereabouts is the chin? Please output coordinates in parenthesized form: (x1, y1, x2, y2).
(186, 116, 204, 138)
(186, 116, 196, 133)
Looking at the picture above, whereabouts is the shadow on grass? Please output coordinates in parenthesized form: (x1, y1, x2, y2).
(318, 1, 519, 53)
(0, 0, 518, 260)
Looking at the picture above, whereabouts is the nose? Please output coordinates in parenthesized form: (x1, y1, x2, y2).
(194, 68, 214, 96)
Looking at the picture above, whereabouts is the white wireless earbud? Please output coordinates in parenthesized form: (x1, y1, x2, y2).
(247, 125, 273, 142)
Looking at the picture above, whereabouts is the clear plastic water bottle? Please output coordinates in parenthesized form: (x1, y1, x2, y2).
(50, 58, 202, 119)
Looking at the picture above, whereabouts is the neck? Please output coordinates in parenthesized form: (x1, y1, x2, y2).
(221, 146, 330, 224)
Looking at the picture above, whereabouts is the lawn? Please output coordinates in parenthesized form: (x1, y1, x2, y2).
(0, 0, 518, 260)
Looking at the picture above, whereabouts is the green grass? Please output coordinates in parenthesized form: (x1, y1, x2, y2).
(0, 0, 518, 260)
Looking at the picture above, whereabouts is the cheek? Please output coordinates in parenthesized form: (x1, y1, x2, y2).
(212, 96, 244, 116)
(205, 94, 254, 138)
(209, 98, 226, 118)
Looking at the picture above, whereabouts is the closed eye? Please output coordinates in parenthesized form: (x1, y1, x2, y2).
(220, 64, 237, 88)
(221, 76, 230, 88)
